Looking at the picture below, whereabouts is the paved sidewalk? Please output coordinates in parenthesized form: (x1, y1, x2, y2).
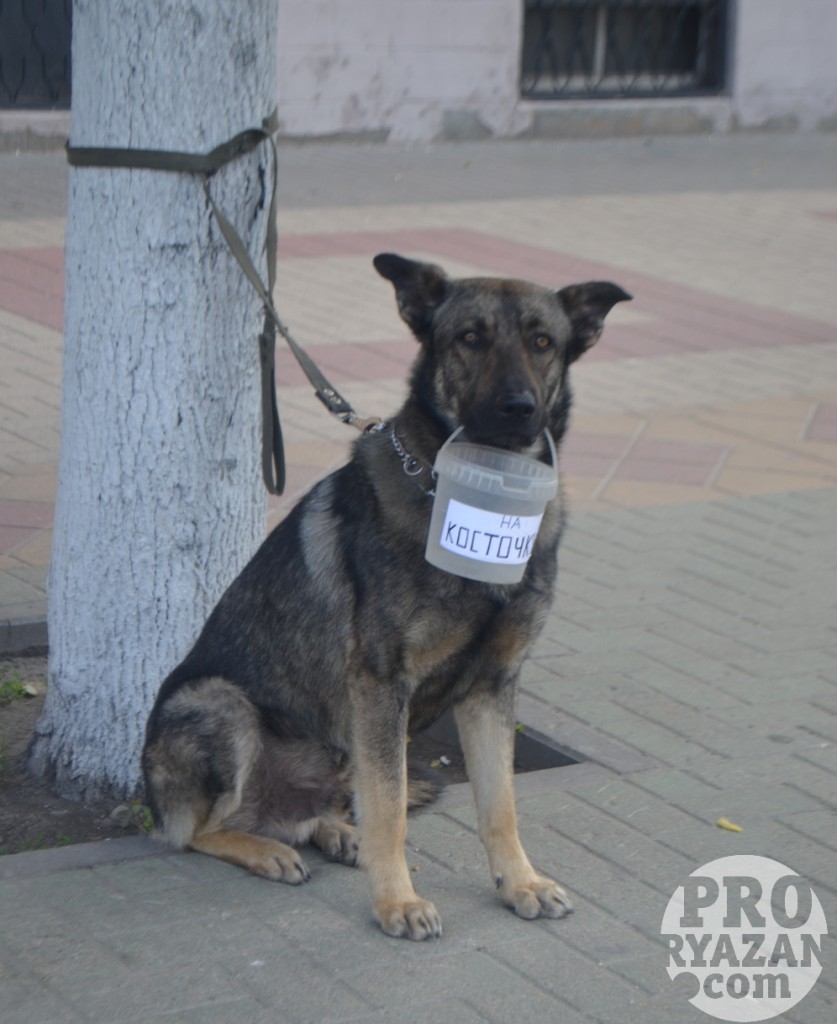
(1, 133, 836, 1022)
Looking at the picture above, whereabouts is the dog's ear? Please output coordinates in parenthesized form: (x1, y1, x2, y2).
(558, 281, 632, 361)
(373, 253, 450, 341)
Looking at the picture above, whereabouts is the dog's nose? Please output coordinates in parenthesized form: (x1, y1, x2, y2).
(498, 391, 536, 421)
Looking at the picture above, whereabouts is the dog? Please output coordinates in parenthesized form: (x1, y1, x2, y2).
(143, 253, 630, 940)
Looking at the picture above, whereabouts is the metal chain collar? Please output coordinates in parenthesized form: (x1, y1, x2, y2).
(389, 427, 435, 497)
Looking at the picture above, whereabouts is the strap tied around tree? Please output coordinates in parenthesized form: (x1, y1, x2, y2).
(65, 109, 379, 495)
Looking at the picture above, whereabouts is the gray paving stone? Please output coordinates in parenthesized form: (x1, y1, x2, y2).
(522, 669, 642, 712)
(490, 934, 659, 1024)
(332, 999, 494, 1024)
(464, 983, 592, 1023)
(783, 984, 837, 1024)
(1, 979, 87, 1024)
(543, 897, 664, 979)
(528, 647, 670, 682)
(535, 802, 694, 896)
(20, 867, 162, 933)
(729, 647, 837, 682)
(238, 950, 375, 1023)
(715, 700, 837, 742)
(639, 645, 773, 695)
(0, 572, 46, 607)
(5, 917, 123, 988)
(105, 914, 290, 972)
(61, 961, 254, 1022)
(570, 778, 721, 853)
(629, 768, 824, 826)
(160, 999, 292, 1024)
(89, 851, 196, 889)
(605, 692, 758, 758)
(553, 700, 729, 773)
(616, 659, 750, 711)
(346, 947, 592, 1022)
(778, 808, 837, 853)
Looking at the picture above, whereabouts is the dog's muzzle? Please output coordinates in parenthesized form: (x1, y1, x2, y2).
(498, 389, 537, 423)
(464, 390, 544, 449)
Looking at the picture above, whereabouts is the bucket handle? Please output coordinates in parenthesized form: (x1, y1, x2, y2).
(439, 427, 557, 467)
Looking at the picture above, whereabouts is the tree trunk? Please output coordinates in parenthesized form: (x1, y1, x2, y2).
(28, 1, 278, 800)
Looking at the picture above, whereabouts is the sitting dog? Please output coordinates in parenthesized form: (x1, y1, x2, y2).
(143, 253, 630, 939)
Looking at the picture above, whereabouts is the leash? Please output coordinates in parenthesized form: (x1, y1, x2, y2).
(66, 110, 380, 495)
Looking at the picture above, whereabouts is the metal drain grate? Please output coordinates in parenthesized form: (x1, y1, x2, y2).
(417, 707, 580, 786)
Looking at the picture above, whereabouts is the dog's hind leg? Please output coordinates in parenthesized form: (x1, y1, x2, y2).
(190, 826, 311, 883)
(454, 688, 573, 921)
(144, 677, 311, 884)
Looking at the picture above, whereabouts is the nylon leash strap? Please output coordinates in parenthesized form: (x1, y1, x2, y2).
(66, 110, 374, 495)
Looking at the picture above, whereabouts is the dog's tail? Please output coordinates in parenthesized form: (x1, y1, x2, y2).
(407, 760, 447, 809)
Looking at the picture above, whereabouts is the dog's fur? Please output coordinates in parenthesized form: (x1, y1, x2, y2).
(143, 254, 630, 940)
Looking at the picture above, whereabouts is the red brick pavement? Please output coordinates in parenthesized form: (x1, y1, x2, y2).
(1, 226, 835, 562)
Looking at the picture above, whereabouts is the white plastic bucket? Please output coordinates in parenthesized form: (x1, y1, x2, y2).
(425, 428, 558, 583)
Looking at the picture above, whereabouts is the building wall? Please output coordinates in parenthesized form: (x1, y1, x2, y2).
(276, 0, 523, 141)
(275, 0, 837, 141)
(733, 0, 837, 130)
(5, 1, 837, 144)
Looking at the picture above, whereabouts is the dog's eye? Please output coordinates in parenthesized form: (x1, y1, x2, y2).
(533, 334, 553, 351)
(460, 330, 480, 346)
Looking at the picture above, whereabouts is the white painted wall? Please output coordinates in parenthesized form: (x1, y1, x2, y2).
(732, 0, 837, 130)
(274, 0, 837, 141)
(276, 0, 523, 141)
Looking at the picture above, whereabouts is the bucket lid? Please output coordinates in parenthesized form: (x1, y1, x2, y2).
(433, 429, 558, 503)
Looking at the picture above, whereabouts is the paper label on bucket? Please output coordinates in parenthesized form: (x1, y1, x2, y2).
(438, 499, 543, 565)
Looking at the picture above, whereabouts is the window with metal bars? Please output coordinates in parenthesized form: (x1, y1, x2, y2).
(520, 0, 728, 100)
(0, 0, 72, 109)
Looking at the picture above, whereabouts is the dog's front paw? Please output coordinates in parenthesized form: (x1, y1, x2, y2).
(375, 897, 443, 941)
(501, 874, 573, 920)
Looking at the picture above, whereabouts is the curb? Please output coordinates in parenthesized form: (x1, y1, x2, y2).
(0, 616, 48, 657)
(0, 835, 159, 880)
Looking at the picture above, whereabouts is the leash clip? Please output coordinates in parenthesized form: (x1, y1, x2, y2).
(346, 413, 385, 434)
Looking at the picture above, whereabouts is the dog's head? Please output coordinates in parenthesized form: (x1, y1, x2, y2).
(374, 253, 631, 450)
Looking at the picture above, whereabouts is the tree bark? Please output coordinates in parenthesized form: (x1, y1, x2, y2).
(28, 1, 278, 800)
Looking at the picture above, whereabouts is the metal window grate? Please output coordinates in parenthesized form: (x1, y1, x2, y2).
(521, 0, 727, 100)
(0, 0, 72, 109)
